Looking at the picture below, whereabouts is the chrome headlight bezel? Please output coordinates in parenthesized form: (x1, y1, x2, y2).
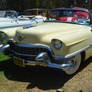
(15, 31, 25, 41)
(51, 39, 62, 50)
(0, 31, 8, 44)
(0, 33, 6, 39)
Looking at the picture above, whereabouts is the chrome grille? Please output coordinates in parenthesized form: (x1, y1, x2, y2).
(9, 42, 52, 60)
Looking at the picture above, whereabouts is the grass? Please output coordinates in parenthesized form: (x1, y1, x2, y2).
(0, 53, 10, 62)
(0, 52, 92, 92)
(0, 53, 11, 84)
(1, 84, 17, 92)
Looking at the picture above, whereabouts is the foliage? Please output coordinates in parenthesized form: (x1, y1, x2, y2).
(5, 0, 92, 11)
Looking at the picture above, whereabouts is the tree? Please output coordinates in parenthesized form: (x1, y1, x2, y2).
(3, 0, 92, 11)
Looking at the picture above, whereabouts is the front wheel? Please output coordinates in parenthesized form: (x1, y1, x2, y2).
(64, 53, 82, 75)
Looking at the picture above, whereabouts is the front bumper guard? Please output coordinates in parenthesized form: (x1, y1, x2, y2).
(0, 44, 10, 52)
(25, 52, 71, 69)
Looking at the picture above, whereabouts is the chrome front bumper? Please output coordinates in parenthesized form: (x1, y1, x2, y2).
(0, 42, 71, 69)
(1, 43, 92, 70)
(15, 52, 71, 69)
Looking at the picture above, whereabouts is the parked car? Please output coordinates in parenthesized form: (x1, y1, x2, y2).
(0, 10, 44, 29)
(50, 7, 91, 25)
(0, 17, 43, 29)
(0, 19, 92, 75)
(0, 10, 19, 18)
(19, 8, 49, 21)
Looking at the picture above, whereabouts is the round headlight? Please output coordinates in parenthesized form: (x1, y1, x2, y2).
(0, 32, 8, 44)
(16, 32, 25, 41)
(51, 39, 62, 49)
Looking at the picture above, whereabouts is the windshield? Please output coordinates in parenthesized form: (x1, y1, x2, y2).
(0, 11, 18, 17)
(0, 11, 6, 17)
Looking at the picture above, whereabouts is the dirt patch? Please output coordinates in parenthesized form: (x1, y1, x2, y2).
(63, 58, 92, 92)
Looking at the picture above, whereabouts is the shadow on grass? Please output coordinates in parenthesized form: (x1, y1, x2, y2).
(0, 56, 92, 90)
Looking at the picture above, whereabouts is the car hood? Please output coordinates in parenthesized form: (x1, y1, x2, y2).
(15, 22, 91, 46)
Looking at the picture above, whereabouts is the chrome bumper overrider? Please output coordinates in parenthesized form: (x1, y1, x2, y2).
(0, 44, 10, 52)
(35, 52, 71, 69)
(19, 52, 71, 69)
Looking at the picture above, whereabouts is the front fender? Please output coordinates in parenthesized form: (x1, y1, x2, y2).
(42, 28, 92, 56)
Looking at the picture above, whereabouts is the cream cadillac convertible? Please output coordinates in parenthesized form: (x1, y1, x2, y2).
(0, 20, 92, 75)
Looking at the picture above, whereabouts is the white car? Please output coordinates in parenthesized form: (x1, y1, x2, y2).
(0, 10, 44, 29)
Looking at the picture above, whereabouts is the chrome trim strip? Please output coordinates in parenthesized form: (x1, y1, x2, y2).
(11, 50, 36, 57)
(0, 24, 34, 29)
(16, 43, 48, 48)
(65, 44, 92, 58)
(54, 44, 92, 59)
(15, 43, 53, 53)
(48, 63, 71, 69)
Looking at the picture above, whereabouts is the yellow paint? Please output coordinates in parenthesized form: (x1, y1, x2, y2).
(15, 22, 92, 57)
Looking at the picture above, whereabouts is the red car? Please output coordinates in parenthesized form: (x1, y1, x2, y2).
(51, 7, 89, 22)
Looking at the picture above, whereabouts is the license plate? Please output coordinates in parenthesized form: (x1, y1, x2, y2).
(14, 57, 25, 67)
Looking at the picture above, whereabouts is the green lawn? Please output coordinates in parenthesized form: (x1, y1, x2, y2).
(0, 53, 10, 62)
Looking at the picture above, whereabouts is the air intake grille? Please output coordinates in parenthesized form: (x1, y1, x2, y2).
(9, 42, 52, 60)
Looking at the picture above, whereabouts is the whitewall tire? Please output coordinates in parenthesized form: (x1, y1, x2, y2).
(64, 53, 82, 75)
